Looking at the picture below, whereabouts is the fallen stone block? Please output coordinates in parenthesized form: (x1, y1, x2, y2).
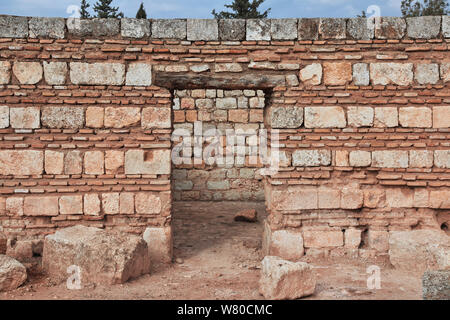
(259, 256, 316, 300)
(234, 209, 257, 223)
(422, 270, 450, 300)
(43, 225, 150, 285)
(0, 255, 27, 292)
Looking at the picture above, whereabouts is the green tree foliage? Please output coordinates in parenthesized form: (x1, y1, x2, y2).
(80, 0, 91, 18)
(401, 0, 449, 17)
(136, 2, 147, 19)
(93, 0, 124, 18)
(212, 0, 271, 19)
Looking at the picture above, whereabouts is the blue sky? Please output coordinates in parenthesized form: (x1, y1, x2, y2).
(0, 0, 404, 18)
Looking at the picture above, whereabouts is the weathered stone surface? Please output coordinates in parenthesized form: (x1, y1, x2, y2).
(70, 62, 125, 85)
(415, 63, 439, 85)
(85, 107, 104, 128)
(271, 19, 297, 40)
(299, 63, 322, 85)
(125, 149, 171, 175)
(375, 17, 406, 39)
(370, 63, 413, 86)
(372, 150, 408, 168)
(285, 74, 299, 86)
(0, 15, 28, 38)
(43, 62, 67, 85)
(259, 256, 315, 300)
(84, 151, 104, 175)
(272, 187, 318, 211)
(142, 107, 171, 129)
(215, 63, 243, 73)
(104, 107, 140, 128)
(434, 150, 450, 169)
(29, 17, 65, 39)
(440, 63, 450, 82)
(347, 18, 374, 40)
(349, 151, 371, 167)
(59, 195, 83, 215)
(423, 270, 450, 300)
(143, 227, 173, 264)
(318, 189, 340, 209)
(246, 19, 271, 41)
(41, 106, 84, 129)
(43, 225, 151, 285)
(433, 106, 450, 128)
(263, 225, 304, 261)
(323, 62, 352, 85)
(352, 63, 369, 86)
(187, 19, 218, 41)
(399, 107, 432, 128)
(151, 19, 186, 39)
(0, 61, 11, 84)
(409, 150, 433, 168)
(105, 150, 124, 174)
(430, 190, 450, 208)
(190, 64, 210, 73)
(0, 106, 8, 129)
(292, 150, 331, 167)
(67, 18, 120, 37)
(347, 106, 374, 127)
(218, 19, 245, 40)
(270, 106, 303, 129)
(345, 229, 362, 248)
(319, 18, 346, 39)
(45, 150, 64, 174)
(298, 18, 319, 40)
(13, 62, 42, 85)
(406, 16, 441, 39)
(24, 196, 58, 216)
(234, 209, 257, 222)
(64, 150, 82, 175)
(102, 193, 119, 215)
(10, 107, 40, 129)
(341, 188, 364, 209)
(125, 63, 152, 86)
(135, 192, 163, 214)
(443, 16, 450, 38)
(374, 107, 398, 127)
(304, 106, 346, 128)
(0, 255, 27, 292)
(0, 150, 43, 175)
(389, 230, 449, 273)
(367, 230, 389, 252)
(84, 194, 101, 216)
(119, 192, 134, 214)
(303, 230, 343, 248)
(121, 18, 150, 38)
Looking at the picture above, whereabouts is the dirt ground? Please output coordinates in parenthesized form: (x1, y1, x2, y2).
(1, 201, 422, 300)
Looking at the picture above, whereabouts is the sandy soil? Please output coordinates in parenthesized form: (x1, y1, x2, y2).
(1, 201, 422, 300)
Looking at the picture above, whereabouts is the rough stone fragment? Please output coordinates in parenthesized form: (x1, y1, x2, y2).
(218, 19, 245, 40)
(59, 195, 83, 215)
(84, 151, 104, 175)
(135, 193, 162, 214)
(271, 187, 318, 211)
(389, 230, 449, 273)
(409, 150, 433, 168)
(423, 270, 450, 300)
(142, 107, 171, 129)
(143, 227, 173, 264)
(271, 19, 297, 40)
(415, 63, 439, 85)
(45, 150, 64, 174)
(298, 18, 319, 40)
(126, 63, 152, 86)
(372, 150, 408, 168)
(364, 189, 386, 209)
(341, 188, 364, 209)
(246, 19, 271, 41)
(399, 107, 432, 128)
(434, 150, 450, 168)
(0, 150, 43, 175)
(259, 256, 315, 300)
(13, 62, 42, 85)
(43, 62, 67, 85)
(370, 63, 413, 86)
(374, 107, 398, 127)
(234, 209, 257, 223)
(443, 16, 450, 38)
(84, 194, 101, 216)
(319, 18, 346, 39)
(0, 255, 27, 292)
(104, 107, 140, 128)
(70, 62, 125, 85)
(0, 106, 8, 129)
(41, 106, 84, 129)
(0, 15, 28, 38)
(347, 106, 374, 127)
(43, 225, 151, 285)
(67, 18, 120, 37)
(121, 18, 150, 38)
(29, 17, 65, 39)
(304, 106, 346, 128)
(292, 150, 331, 167)
(64, 150, 82, 175)
(0, 61, 11, 85)
(270, 106, 303, 129)
(367, 230, 389, 252)
(406, 16, 441, 39)
(323, 62, 352, 85)
(433, 106, 450, 128)
(285, 74, 299, 86)
(23, 196, 58, 216)
(187, 19, 218, 41)
(125, 150, 171, 175)
(190, 64, 210, 73)
(10, 107, 40, 129)
(151, 19, 186, 39)
(303, 230, 343, 248)
(375, 17, 406, 39)
(349, 151, 372, 167)
(347, 18, 374, 40)
(352, 63, 369, 86)
(299, 63, 322, 85)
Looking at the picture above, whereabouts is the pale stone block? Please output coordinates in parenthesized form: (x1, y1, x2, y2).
(292, 150, 331, 167)
(399, 107, 432, 128)
(304, 106, 346, 128)
(59, 195, 83, 215)
(84, 194, 101, 216)
(102, 193, 119, 215)
(70, 62, 125, 85)
(135, 193, 162, 214)
(45, 150, 64, 174)
(347, 106, 374, 127)
(125, 63, 152, 86)
(84, 151, 104, 175)
(374, 107, 398, 127)
(372, 150, 409, 168)
(409, 150, 433, 168)
(349, 151, 372, 167)
(13, 62, 42, 84)
(370, 63, 413, 86)
(0, 150, 43, 175)
(125, 150, 171, 175)
(141, 107, 171, 129)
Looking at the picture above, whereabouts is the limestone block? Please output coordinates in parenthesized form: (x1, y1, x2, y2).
(29, 17, 65, 39)
(70, 62, 125, 85)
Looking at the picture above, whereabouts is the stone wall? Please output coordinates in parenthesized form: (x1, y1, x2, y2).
(0, 15, 449, 262)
